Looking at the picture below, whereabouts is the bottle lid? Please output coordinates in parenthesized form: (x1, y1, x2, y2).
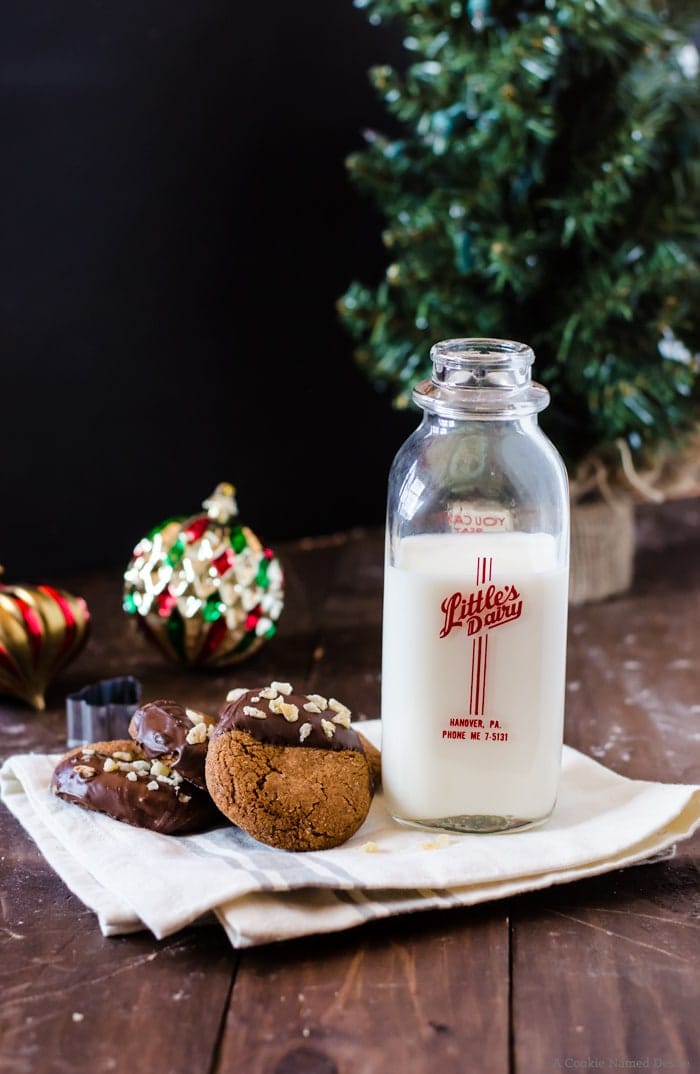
(413, 338, 550, 418)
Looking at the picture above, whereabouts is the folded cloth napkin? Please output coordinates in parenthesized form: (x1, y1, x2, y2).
(2, 720, 699, 949)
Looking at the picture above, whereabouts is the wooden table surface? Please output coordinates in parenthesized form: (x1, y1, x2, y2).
(1, 500, 698, 1074)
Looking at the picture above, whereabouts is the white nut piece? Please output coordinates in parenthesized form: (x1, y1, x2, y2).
(112, 751, 134, 762)
(331, 712, 351, 729)
(320, 719, 336, 739)
(150, 760, 172, 778)
(185, 722, 208, 745)
(298, 722, 312, 743)
(73, 764, 96, 779)
(243, 705, 267, 719)
(226, 687, 248, 702)
(306, 694, 327, 709)
(303, 701, 322, 714)
(270, 681, 293, 696)
(126, 771, 138, 782)
(328, 698, 351, 720)
(103, 758, 118, 773)
(269, 698, 299, 722)
(185, 708, 207, 725)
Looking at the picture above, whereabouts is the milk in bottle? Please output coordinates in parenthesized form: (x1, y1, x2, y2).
(381, 339, 570, 832)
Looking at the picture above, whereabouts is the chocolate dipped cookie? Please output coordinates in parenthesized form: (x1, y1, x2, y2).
(51, 740, 219, 835)
(205, 682, 374, 851)
(129, 699, 217, 790)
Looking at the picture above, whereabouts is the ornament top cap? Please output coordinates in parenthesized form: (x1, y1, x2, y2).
(202, 483, 239, 523)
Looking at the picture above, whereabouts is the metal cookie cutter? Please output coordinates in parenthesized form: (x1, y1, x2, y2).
(66, 676, 142, 748)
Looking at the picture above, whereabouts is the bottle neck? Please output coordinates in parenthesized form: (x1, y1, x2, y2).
(413, 337, 550, 420)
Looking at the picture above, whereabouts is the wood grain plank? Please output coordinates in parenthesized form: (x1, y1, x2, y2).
(0, 802, 236, 1074)
(217, 908, 509, 1074)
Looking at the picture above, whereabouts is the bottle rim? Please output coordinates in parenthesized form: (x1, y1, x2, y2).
(414, 337, 549, 418)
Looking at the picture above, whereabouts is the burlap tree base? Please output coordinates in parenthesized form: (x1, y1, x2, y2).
(569, 497, 635, 606)
(568, 433, 700, 605)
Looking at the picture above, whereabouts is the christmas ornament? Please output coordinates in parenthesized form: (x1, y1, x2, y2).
(0, 567, 91, 711)
(122, 483, 285, 668)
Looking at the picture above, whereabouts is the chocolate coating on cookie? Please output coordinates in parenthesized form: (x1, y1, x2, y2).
(129, 699, 217, 789)
(217, 687, 363, 753)
(51, 739, 219, 835)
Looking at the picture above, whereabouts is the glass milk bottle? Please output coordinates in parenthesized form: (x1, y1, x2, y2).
(381, 338, 569, 833)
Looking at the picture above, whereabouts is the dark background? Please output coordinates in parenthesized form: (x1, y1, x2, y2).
(1, 1, 415, 579)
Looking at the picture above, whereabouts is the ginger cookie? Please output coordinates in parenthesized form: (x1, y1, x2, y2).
(129, 698, 218, 790)
(206, 683, 374, 851)
(51, 739, 219, 835)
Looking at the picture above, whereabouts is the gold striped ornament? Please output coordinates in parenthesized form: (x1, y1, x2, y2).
(0, 566, 91, 711)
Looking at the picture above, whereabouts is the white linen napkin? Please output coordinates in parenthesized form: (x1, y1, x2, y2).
(2, 720, 699, 948)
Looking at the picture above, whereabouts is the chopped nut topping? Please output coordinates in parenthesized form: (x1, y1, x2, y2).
(150, 760, 172, 778)
(80, 749, 95, 758)
(303, 701, 322, 714)
(73, 764, 96, 779)
(226, 687, 248, 702)
(306, 694, 327, 709)
(320, 719, 336, 739)
(177, 794, 192, 804)
(331, 712, 351, 729)
(147, 780, 160, 791)
(116, 759, 147, 774)
(243, 705, 267, 719)
(126, 771, 138, 782)
(185, 708, 207, 725)
(270, 697, 299, 722)
(112, 750, 133, 762)
(185, 722, 208, 745)
(270, 681, 293, 695)
(328, 698, 351, 720)
(258, 687, 276, 699)
(103, 758, 118, 773)
(298, 722, 312, 743)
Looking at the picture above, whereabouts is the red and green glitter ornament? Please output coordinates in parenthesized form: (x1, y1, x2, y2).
(122, 483, 284, 668)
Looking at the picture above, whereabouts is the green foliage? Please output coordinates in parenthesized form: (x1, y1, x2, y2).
(338, 0, 700, 474)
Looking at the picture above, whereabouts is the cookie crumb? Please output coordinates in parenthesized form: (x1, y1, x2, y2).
(421, 834, 451, 850)
(362, 841, 380, 853)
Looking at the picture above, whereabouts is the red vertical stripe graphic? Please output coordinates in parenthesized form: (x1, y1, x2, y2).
(469, 637, 476, 713)
(469, 555, 493, 716)
(481, 634, 488, 713)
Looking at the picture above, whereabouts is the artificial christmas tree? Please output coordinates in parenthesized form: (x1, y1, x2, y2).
(339, 0, 700, 601)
